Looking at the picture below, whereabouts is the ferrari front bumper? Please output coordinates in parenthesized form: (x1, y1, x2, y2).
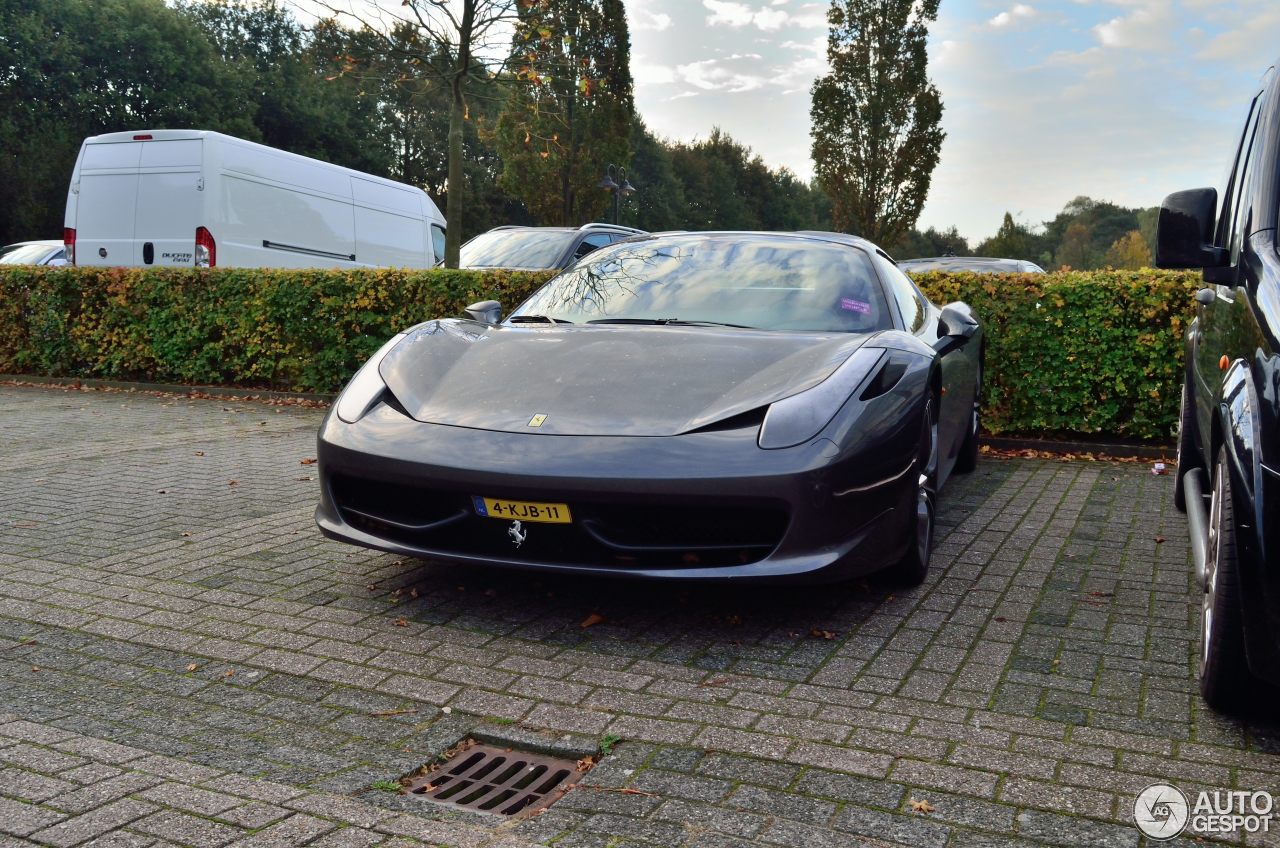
(315, 400, 921, 583)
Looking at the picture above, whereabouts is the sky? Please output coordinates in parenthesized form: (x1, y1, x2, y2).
(287, 0, 1280, 244)
(625, 0, 1280, 242)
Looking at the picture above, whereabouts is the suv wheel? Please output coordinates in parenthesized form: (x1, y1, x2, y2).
(1200, 446, 1250, 709)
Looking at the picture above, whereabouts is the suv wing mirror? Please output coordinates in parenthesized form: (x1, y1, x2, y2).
(1155, 188, 1229, 269)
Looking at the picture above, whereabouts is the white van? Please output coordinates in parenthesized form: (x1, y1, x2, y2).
(63, 130, 446, 269)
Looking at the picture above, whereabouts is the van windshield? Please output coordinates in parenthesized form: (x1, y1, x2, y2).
(459, 230, 577, 270)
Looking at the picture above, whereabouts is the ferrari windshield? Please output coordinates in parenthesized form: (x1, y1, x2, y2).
(459, 229, 577, 269)
(510, 234, 894, 333)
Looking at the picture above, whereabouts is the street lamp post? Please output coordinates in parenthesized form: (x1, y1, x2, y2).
(598, 164, 635, 225)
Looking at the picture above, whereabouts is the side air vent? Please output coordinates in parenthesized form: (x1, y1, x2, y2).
(683, 406, 768, 435)
(859, 356, 909, 401)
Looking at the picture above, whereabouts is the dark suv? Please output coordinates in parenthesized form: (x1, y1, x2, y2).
(1156, 59, 1280, 709)
(458, 223, 646, 271)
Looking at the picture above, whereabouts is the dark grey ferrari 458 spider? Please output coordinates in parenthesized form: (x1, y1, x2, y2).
(315, 231, 983, 585)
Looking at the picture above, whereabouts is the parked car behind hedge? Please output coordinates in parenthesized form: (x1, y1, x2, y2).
(0, 240, 66, 266)
(899, 256, 1045, 275)
(1157, 57, 1280, 711)
(458, 224, 646, 271)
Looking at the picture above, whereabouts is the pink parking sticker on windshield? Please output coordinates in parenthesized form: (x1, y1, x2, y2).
(841, 298, 871, 314)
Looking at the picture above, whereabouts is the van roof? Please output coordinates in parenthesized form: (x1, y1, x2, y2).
(81, 130, 439, 211)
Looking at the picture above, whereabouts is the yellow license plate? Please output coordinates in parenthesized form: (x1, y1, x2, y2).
(472, 496, 572, 524)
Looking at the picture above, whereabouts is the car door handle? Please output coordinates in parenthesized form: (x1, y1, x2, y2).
(1196, 287, 1215, 305)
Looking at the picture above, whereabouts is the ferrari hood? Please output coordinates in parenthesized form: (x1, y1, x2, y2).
(378, 319, 874, 437)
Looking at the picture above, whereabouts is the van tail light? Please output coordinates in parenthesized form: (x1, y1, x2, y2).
(195, 227, 216, 267)
(63, 227, 76, 265)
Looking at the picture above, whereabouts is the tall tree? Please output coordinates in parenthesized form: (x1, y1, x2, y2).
(810, 0, 944, 244)
(320, 0, 518, 265)
(496, 0, 633, 225)
(0, 0, 252, 245)
(1054, 221, 1095, 270)
(1104, 229, 1151, 270)
(887, 226, 971, 259)
(180, 0, 391, 176)
(974, 212, 1047, 264)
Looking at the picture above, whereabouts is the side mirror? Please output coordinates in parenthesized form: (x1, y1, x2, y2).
(464, 299, 501, 324)
(1155, 188, 1228, 270)
(933, 302, 978, 357)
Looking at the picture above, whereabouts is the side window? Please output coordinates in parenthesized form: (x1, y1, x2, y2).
(1217, 92, 1263, 252)
(573, 233, 612, 260)
(1228, 91, 1267, 264)
(874, 251, 926, 332)
(430, 225, 446, 262)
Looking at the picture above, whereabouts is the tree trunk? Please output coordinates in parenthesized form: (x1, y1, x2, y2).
(445, 78, 464, 268)
(443, 0, 477, 269)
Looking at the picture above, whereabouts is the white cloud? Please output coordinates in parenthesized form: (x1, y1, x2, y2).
(1195, 4, 1280, 68)
(677, 56, 768, 92)
(702, 0, 826, 32)
(704, 0, 755, 27)
(1092, 0, 1175, 50)
(630, 8, 674, 32)
(987, 4, 1036, 29)
(633, 62, 677, 85)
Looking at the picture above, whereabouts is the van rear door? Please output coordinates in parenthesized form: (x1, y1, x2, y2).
(134, 139, 203, 267)
(74, 141, 142, 267)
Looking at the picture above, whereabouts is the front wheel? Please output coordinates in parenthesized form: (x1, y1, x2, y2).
(889, 398, 937, 586)
(1200, 446, 1250, 710)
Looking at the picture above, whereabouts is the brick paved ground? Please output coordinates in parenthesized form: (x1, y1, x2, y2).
(0, 384, 1277, 847)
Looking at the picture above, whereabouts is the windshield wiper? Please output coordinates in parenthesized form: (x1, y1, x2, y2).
(587, 317, 756, 329)
(508, 315, 574, 324)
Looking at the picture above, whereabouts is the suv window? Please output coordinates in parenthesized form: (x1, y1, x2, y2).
(573, 233, 613, 260)
(1229, 91, 1267, 263)
(1218, 92, 1264, 258)
(874, 251, 927, 332)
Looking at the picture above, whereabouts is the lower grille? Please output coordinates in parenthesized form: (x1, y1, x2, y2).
(331, 474, 788, 568)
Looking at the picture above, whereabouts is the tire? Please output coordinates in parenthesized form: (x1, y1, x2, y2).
(1174, 381, 1200, 513)
(954, 363, 982, 474)
(1200, 446, 1250, 710)
(890, 396, 937, 587)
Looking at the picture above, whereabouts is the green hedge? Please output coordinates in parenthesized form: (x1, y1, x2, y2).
(0, 265, 1201, 440)
(0, 267, 554, 394)
(914, 269, 1200, 440)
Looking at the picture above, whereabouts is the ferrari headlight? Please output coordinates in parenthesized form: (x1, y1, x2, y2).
(336, 333, 407, 423)
(758, 347, 885, 449)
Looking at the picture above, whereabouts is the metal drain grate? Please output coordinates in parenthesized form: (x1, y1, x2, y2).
(403, 742, 587, 817)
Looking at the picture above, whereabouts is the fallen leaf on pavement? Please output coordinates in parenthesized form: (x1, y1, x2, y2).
(1154, 536, 1165, 544)
(185, 663, 198, 672)
(393, 617, 408, 627)
(910, 798, 935, 814)
(223, 670, 235, 678)
(194, 451, 205, 456)
(576, 755, 597, 771)
(228, 480, 238, 487)
(809, 628, 838, 640)
(300, 458, 317, 465)
(580, 612, 606, 629)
